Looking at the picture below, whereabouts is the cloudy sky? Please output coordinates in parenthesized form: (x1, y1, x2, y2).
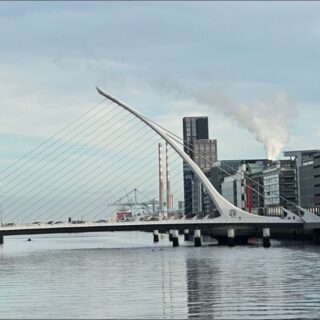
(1, 1, 320, 164)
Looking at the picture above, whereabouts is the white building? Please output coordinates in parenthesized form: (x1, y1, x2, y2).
(263, 160, 297, 216)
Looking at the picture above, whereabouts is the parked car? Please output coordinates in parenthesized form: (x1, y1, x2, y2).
(71, 220, 85, 224)
(95, 219, 108, 223)
(4, 222, 15, 227)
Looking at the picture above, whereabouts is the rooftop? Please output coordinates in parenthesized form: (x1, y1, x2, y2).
(283, 149, 320, 157)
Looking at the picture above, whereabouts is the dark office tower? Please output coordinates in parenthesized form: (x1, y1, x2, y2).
(183, 117, 217, 216)
(183, 117, 209, 156)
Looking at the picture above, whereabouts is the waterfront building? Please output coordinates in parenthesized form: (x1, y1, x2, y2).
(221, 172, 242, 208)
(283, 149, 320, 207)
(288, 151, 320, 213)
(210, 160, 243, 194)
(263, 160, 297, 216)
(299, 158, 316, 208)
(314, 153, 320, 212)
(182, 117, 217, 216)
(211, 159, 270, 214)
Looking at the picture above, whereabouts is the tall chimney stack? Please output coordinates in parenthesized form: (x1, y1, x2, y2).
(158, 143, 164, 209)
(166, 142, 173, 210)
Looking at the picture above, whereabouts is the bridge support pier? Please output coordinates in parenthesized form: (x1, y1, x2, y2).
(184, 229, 190, 241)
(263, 227, 271, 248)
(153, 230, 159, 243)
(194, 229, 202, 247)
(172, 230, 179, 247)
(228, 228, 235, 247)
(169, 230, 173, 242)
(0, 235, 3, 245)
(312, 229, 320, 244)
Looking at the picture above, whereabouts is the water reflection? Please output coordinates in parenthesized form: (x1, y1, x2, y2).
(184, 244, 320, 319)
(0, 234, 320, 319)
(186, 257, 219, 319)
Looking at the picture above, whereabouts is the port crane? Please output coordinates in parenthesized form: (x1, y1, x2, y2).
(107, 188, 162, 217)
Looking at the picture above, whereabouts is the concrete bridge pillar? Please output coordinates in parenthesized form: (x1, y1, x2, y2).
(169, 230, 173, 242)
(184, 229, 190, 241)
(312, 229, 320, 244)
(0, 235, 3, 245)
(228, 228, 235, 247)
(263, 227, 271, 248)
(153, 230, 159, 243)
(194, 229, 202, 247)
(172, 230, 179, 247)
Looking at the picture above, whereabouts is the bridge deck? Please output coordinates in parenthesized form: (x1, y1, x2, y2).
(0, 219, 304, 237)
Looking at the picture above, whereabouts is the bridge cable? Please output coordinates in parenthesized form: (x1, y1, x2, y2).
(18, 125, 161, 223)
(89, 151, 184, 221)
(7, 115, 158, 222)
(0, 99, 109, 181)
(12, 114, 164, 224)
(1, 103, 126, 203)
(0, 101, 117, 194)
(3, 110, 137, 214)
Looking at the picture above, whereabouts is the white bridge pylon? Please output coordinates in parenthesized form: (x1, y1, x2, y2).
(96, 87, 305, 225)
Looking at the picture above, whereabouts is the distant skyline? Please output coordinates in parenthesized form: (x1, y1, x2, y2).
(1, 2, 320, 166)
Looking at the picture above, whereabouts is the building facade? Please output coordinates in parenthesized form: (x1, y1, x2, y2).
(299, 160, 315, 208)
(283, 150, 320, 207)
(182, 117, 217, 216)
(221, 172, 243, 208)
(314, 153, 320, 211)
(263, 160, 297, 216)
(211, 159, 270, 214)
(296, 152, 320, 213)
(210, 160, 243, 194)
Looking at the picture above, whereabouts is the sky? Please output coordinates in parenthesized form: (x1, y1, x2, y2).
(1, 1, 320, 164)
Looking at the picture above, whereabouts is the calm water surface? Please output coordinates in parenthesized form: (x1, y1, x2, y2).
(0, 232, 320, 319)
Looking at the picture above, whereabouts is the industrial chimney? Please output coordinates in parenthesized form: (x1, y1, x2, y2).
(166, 142, 173, 210)
(158, 143, 164, 209)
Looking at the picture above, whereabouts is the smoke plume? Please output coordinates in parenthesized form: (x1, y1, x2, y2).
(153, 77, 297, 160)
(193, 89, 297, 160)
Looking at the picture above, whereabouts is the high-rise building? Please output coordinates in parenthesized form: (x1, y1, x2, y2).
(182, 117, 217, 216)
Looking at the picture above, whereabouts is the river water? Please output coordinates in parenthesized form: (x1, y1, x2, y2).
(0, 232, 320, 319)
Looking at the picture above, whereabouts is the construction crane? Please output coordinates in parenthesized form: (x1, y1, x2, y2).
(107, 188, 161, 217)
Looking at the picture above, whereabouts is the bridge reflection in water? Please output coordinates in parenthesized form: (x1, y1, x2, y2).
(1, 232, 320, 319)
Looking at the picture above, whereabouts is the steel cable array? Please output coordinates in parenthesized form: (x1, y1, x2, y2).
(3, 93, 292, 226)
(1, 99, 186, 224)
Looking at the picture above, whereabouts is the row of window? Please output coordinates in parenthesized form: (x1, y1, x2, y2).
(266, 190, 279, 196)
(265, 197, 280, 203)
(265, 183, 279, 190)
(264, 171, 279, 177)
(264, 177, 279, 184)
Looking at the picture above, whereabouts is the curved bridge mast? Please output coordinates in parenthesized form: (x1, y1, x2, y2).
(96, 87, 303, 224)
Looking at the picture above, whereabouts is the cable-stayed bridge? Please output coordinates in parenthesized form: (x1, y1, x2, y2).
(1, 87, 320, 247)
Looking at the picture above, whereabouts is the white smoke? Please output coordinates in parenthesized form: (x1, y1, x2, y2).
(193, 89, 297, 160)
(153, 77, 298, 160)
